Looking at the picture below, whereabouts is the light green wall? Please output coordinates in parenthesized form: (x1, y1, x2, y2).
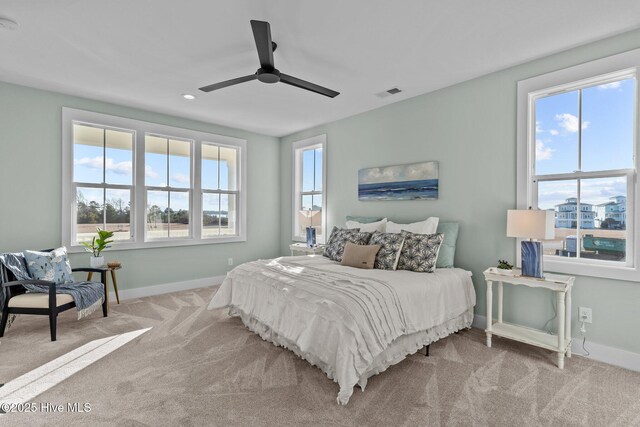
(0, 81, 281, 289)
(280, 29, 640, 354)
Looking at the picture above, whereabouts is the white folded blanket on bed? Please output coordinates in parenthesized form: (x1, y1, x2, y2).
(208, 256, 475, 405)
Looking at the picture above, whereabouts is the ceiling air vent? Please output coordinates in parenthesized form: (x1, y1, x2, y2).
(376, 87, 402, 98)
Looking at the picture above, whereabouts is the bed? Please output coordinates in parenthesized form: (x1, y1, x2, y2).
(208, 254, 476, 405)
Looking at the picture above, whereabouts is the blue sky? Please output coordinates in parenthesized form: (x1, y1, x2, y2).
(301, 147, 323, 211)
(535, 78, 634, 209)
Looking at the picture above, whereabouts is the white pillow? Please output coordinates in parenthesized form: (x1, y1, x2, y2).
(385, 217, 439, 235)
(345, 218, 388, 233)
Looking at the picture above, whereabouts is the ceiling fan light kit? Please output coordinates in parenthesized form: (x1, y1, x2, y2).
(199, 20, 339, 98)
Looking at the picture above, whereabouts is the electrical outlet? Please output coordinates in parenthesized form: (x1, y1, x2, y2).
(228, 258, 234, 266)
(579, 307, 593, 324)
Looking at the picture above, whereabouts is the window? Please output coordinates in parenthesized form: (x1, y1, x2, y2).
(72, 123, 134, 243)
(62, 108, 246, 250)
(202, 143, 239, 238)
(145, 135, 193, 240)
(517, 50, 640, 280)
(293, 135, 326, 243)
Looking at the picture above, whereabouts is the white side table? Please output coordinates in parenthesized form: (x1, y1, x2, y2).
(483, 268, 575, 369)
(290, 243, 325, 256)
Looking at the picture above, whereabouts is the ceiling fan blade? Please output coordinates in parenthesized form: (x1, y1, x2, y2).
(199, 74, 257, 92)
(250, 20, 275, 70)
(280, 73, 340, 98)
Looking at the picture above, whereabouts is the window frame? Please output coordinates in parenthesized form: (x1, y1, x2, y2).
(144, 133, 194, 242)
(200, 141, 241, 240)
(292, 134, 327, 244)
(70, 122, 136, 244)
(62, 108, 247, 252)
(517, 49, 640, 281)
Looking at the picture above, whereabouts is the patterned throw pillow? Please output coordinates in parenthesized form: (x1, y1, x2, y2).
(397, 231, 444, 273)
(369, 232, 406, 270)
(23, 247, 74, 284)
(323, 226, 372, 262)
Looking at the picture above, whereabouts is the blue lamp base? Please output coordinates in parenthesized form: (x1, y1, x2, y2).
(521, 241, 543, 278)
(306, 227, 317, 247)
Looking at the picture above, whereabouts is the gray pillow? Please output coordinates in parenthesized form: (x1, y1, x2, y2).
(398, 231, 444, 273)
(435, 222, 459, 268)
(323, 226, 372, 262)
(345, 216, 384, 224)
(369, 232, 405, 270)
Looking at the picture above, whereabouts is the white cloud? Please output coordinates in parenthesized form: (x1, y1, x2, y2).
(549, 129, 559, 136)
(359, 162, 437, 184)
(554, 113, 589, 133)
(74, 156, 132, 175)
(145, 165, 160, 180)
(597, 81, 621, 90)
(535, 121, 543, 133)
(536, 140, 554, 161)
(171, 173, 190, 185)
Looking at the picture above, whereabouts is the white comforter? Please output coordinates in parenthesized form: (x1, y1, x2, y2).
(208, 255, 476, 404)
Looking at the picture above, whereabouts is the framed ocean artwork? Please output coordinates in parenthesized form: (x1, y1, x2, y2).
(358, 161, 439, 201)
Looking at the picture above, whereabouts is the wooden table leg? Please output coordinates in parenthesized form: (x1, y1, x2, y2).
(111, 269, 120, 304)
(557, 291, 566, 369)
(486, 280, 493, 348)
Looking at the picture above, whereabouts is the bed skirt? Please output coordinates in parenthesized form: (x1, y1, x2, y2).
(228, 306, 474, 404)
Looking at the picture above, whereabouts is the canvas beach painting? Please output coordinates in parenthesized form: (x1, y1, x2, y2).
(358, 161, 439, 201)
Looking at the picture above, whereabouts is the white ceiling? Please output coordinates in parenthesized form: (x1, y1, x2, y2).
(2, 1, 640, 137)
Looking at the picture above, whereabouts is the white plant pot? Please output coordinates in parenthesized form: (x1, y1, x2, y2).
(496, 268, 513, 275)
(90, 256, 105, 268)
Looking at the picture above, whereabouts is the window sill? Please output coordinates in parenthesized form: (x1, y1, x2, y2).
(543, 257, 639, 282)
(66, 236, 246, 253)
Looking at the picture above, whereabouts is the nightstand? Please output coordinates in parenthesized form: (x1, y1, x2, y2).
(483, 267, 575, 369)
(290, 243, 325, 256)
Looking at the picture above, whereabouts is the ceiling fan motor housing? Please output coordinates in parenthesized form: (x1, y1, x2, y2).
(257, 68, 281, 84)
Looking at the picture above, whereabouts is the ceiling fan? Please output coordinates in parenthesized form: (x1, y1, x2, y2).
(199, 20, 340, 98)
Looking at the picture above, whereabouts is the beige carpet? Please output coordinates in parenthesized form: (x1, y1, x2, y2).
(1, 286, 640, 426)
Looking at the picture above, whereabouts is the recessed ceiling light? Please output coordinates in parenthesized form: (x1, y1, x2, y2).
(0, 17, 19, 31)
(182, 94, 196, 100)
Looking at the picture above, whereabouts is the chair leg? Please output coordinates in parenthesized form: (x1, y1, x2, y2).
(49, 311, 57, 341)
(101, 270, 108, 317)
(0, 308, 9, 337)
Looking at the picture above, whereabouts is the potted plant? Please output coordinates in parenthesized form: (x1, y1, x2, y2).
(82, 228, 115, 268)
(497, 259, 514, 274)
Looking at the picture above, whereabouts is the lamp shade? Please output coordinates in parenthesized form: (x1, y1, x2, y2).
(299, 209, 321, 227)
(506, 209, 555, 240)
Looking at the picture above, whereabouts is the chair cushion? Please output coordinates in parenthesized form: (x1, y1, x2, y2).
(8, 293, 74, 308)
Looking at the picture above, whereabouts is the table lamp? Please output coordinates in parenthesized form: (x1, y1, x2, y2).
(299, 209, 321, 247)
(506, 209, 555, 278)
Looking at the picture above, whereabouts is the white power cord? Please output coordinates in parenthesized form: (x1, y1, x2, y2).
(579, 319, 591, 356)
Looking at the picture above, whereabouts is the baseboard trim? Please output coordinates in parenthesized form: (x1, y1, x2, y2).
(471, 314, 640, 372)
(107, 275, 225, 302)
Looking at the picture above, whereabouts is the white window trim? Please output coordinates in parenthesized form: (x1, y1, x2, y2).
(292, 134, 327, 244)
(62, 108, 247, 252)
(517, 48, 640, 281)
